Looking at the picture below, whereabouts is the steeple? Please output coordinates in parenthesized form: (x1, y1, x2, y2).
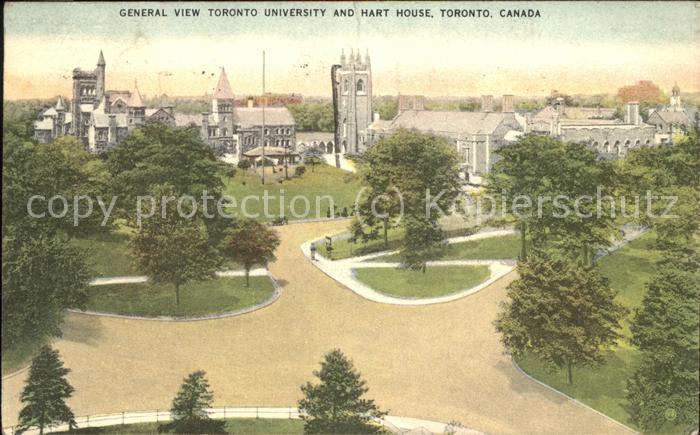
(97, 50, 106, 66)
(356, 49, 361, 64)
(55, 96, 66, 111)
(128, 80, 144, 107)
(214, 67, 235, 100)
(340, 48, 346, 66)
(365, 48, 370, 66)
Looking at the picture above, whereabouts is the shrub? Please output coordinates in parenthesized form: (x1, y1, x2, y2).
(295, 165, 307, 176)
(237, 159, 251, 170)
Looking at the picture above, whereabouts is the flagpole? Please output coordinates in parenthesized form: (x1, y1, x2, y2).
(261, 50, 266, 185)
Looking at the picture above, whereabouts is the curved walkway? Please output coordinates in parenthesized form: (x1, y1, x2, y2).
(89, 268, 268, 286)
(3, 406, 482, 435)
(301, 229, 517, 305)
(1, 220, 634, 434)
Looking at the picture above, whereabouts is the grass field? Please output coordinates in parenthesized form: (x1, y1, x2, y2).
(71, 232, 140, 277)
(223, 165, 362, 221)
(85, 277, 275, 317)
(353, 265, 490, 298)
(53, 418, 304, 434)
(516, 232, 664, 430)
(368, 233, 520, 263)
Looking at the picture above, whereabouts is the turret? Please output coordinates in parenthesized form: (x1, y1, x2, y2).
(96, 50, 106, 103)
(340, 48, 346, 66)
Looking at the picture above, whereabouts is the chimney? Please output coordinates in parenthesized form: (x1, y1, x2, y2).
(481, 95, 493, 112)
(502, 95, 514, 113)
(103, 94, 111, 114)
(625, 101, 640, 125)
(108, 114, 117, 145)
(247, 97, 254, 108)
(554, 97, 565, 116)
(201, 112, 209, 140)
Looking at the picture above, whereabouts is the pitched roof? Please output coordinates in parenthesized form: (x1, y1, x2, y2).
(34, 118, 54, 130)
(234, 107, 295, 128)
(378, 110, 514, 136)
(243, 146, 299, 157)
(55, 96, 66, 111)
(174, 113, 202, 127)
(97, 50, 106, 66)
(92, 113, 128, 128)
(652, 109, 693, 125)
(214, 68, 235, 100)
(127, 86, 144, 107)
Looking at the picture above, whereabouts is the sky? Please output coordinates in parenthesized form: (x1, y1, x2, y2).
(4, 1, 700, 100)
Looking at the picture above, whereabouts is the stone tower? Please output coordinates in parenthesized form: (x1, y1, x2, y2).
(670, 84, 681, 110)
(71, 51, 105, 142)
(334, 48, 372, 154)
(210, 67, 236, 153)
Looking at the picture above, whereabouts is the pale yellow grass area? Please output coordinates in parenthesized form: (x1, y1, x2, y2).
(1, 220, 631, 434)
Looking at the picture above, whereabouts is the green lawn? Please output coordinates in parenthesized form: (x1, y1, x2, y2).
(368, 233, 520, 263)
(516, 232, 665, 431)
(84, 277, 275, 317)
(1, 335, 47, 376)
(353, 265, 490, 298)
(320, 227, 405, 260)
(223, 165, 362, 220)
(52, 418, 303, 434)
(71, 232, 140, 277)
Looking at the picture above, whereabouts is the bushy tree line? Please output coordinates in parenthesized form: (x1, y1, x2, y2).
(15, 347, 382, 434)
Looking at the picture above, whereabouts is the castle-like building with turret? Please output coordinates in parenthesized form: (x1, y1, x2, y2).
(34, 51, 296, 157)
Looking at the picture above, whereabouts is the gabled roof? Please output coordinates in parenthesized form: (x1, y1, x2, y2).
(214, 68, 235, 100)
(377, 110, 515, 136)
(127, 86, 144, 107)
(55, 96, 66, 111)
(650, 109, 693, 125)
(234, 107, 295, 128)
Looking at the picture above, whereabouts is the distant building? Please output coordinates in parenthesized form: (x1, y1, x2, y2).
(190, 68, 296, 157)
(34, 52, 297, 158)
(368, 96, 523, 179)
(332, 49, 373, 155)
(646, 85, 699, 143)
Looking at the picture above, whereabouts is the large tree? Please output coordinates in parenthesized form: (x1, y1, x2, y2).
(487, 135, 617, 263)
(2, 233, 91, 352)
(105, 123, 230, 243)
(361, 129, 460, 260)
(17, 346, 76, 435)
(221, 219, 280, 287)
(401, 215, 445, 272)
(299, 349, 386, 434)
(495, 250, 628, 384)
(131, 187, 219, 305)
(627, 251, 700, 432)
(167, 370, 221, 434)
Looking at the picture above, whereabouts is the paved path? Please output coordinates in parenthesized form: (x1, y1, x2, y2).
(302, 229, 517, 305)
(90, 268, 268, 286)
(322, 154, 356, 173)
(3, 407, 481, 435)
(1, 220, 633, 434)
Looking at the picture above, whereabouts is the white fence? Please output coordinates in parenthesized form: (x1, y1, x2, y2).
(3, 406, 479, 435)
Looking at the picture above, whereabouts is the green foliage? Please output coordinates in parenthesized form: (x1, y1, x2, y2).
(237, 159, 252, 170)
(131, 188, 220, 305)
(626, 251, 700, 431)
(17, 346, 76, 435)
(105, 123, 229, 242)
(361, 129, 460, 260)
(3, 135, 112, 237)
(294, 165, 307, 177)
(401, 216, 445, 271)
(299, 349, 386, 434)
(2, 233, 91, 352)
(487, 135, 617, 261)
(167, 370, 221, 434)
(287, 102, 334, 132)
(373, 96, 398, 120)
(495, 250, 628, 384)
(222, 220, 280, 287)
(303, 149, 323, 172)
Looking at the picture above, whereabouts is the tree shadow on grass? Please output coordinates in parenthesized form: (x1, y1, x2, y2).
(60, 314, 104, 347)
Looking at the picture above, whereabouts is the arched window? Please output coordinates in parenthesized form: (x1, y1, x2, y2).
(645, 139, 651, 145)
(613, 141, 620, 155)
(357, 79, 365, 92)
(222, 128, 228, 136)
(592, 141, 599, 150)
(603, 141, 610, 153)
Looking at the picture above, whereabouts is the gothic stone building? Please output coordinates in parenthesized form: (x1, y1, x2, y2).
(34, 53, 296, 157)
(333, 49, 373, 155)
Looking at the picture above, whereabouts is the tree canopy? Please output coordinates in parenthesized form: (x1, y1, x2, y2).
(299, 349, 386, 434)
(221, 219, 280, 287)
